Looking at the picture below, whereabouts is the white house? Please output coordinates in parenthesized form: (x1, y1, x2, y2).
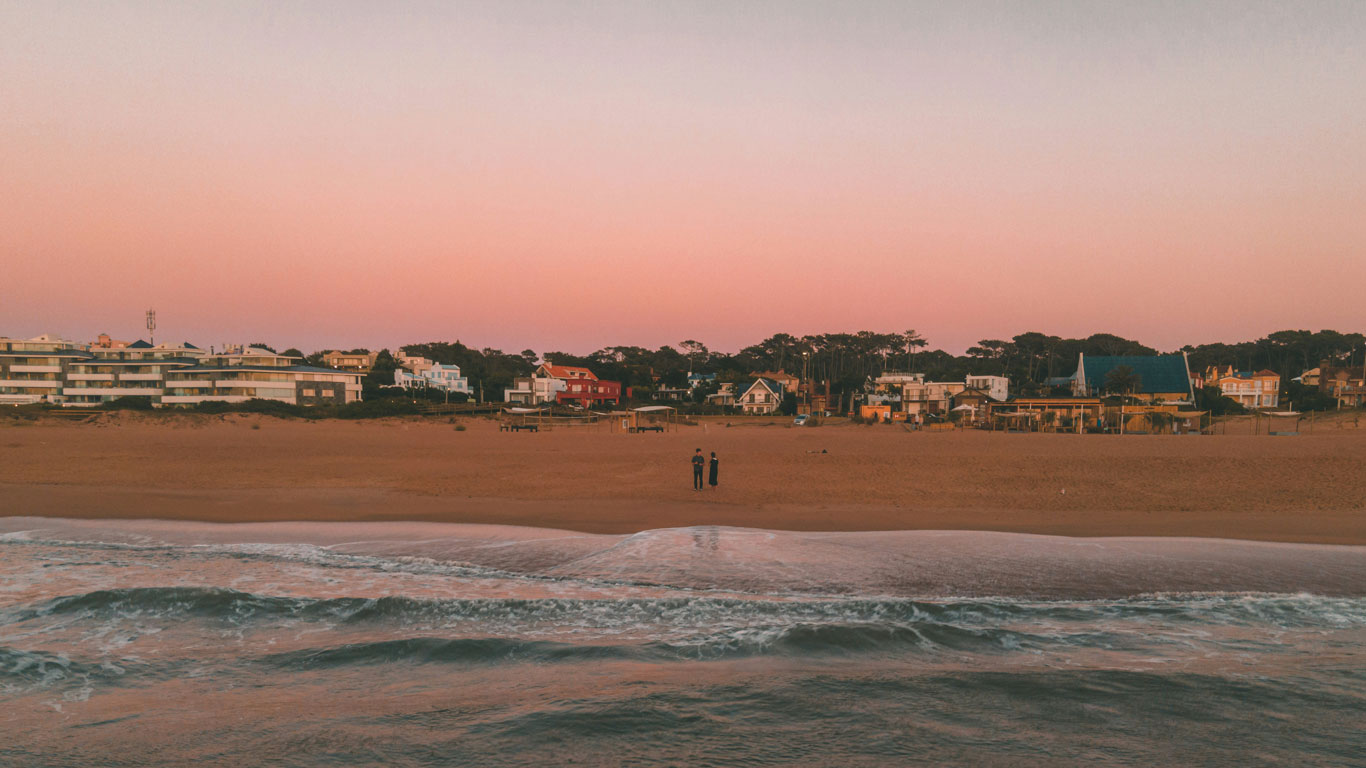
(738, 378, 785, 415)
(965, 375, 1009, 402)
(503, 375, 566, 405)
(394, 362, 470, 394)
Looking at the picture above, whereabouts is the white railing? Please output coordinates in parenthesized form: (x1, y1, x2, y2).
(61, 387, 163, 397)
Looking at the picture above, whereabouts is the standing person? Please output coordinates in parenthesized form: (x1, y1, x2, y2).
(691, 448, 705, 491)
(708, 451, 719, 488)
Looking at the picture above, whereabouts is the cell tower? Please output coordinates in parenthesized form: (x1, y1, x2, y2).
(146, 309, 157, 346)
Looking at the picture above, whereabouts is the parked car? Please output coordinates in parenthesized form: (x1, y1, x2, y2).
(793, 414, 809, 426)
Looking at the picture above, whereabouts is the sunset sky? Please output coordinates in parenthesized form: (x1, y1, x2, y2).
(3, 1, 1363, 355)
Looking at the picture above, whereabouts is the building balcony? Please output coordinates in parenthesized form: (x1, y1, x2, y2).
(161, 395, 251, 404)
(0, 379, 62, 388)
(119, 373, 164, 381)
(66, 373, 115, 381)
(8, 365, 62, 374)
(61, 387, 163, 397)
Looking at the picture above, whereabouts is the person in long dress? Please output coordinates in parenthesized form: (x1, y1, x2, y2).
(708, 452, 719, 488)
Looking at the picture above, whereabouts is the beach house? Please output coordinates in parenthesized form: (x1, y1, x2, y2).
(1314, 361, 1366, 408)
(393, 362, 471, 394)
(753, 371, 800, 394)
(965, 375, 1009, 402)
(322, 350, 380, 372)
(532, 363, 624, 408)
(503, 376, 566, 405)
(1201, 366, 1279, 409)
(738, 378, 785, 415)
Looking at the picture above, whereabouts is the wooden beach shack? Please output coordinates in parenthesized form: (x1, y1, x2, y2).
(610, 405, 678, 433)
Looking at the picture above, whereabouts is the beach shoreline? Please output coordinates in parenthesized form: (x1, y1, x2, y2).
(3, 412, 1365, 544)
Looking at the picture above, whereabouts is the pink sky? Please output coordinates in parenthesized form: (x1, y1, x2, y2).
(3, 2, 1363, 355)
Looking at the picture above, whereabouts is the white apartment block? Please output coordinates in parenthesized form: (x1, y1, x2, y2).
(0, 337, 362, 407)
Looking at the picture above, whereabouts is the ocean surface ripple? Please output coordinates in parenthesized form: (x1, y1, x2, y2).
(2, 517, 1364, 767)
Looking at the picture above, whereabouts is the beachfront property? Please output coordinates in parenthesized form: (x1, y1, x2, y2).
(0, 335, 90, 405)
(322, 350, 379, 372)
(965, 375, 1009, 402)
(503, 375, 566, 405)
(687, 372, 717, 389)
(558, 377, 622, 408)
(393, 361, 471, 394)
(902, 380, 968, 416)
(753, 370, 800, 394)
(738, 377, 785, 414)
(63, 340, 206, 406)
(1314, 361, 1366, 408)
(499, 363, 623, 407)
(988, 397, 1105, 431)
(1069, 353, 1195, 403)
(160, 345, 363, 406)
(651, 387, 690, 401)
(0, 336, 362, 407)
(706, 382, 737, 407)
(866, 372, 1008, 420)
(1199, 366, 1280, 409)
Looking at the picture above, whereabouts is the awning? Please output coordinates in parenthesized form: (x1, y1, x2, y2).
(632, 405, 676, 412)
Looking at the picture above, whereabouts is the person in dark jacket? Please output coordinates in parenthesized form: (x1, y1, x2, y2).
(708, 452, 719, 488)
(691, 448, 705, 491)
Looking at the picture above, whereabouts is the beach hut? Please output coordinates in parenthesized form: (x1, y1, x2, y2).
(610, 405, 678, 433)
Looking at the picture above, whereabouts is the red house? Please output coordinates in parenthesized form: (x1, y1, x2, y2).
(556, 377, 622, 408)
(537, 363, 622, 407)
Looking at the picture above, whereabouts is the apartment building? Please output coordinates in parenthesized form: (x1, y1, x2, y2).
(62, 341, 205, 406)
(0, 337, 361, 407)
(0, 335, 88, 405)
(162, 346, 362, 406)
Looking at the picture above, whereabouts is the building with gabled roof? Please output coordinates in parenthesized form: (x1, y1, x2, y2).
(1200, 366, 1279, 409)
(537, 363, 597, 381)
(1071, 353, 1195, 403)
(753, 371, 799, 394)
(738, 377, 785, 415)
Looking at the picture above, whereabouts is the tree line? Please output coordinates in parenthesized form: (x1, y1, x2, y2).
(274, 329, 1365, 408)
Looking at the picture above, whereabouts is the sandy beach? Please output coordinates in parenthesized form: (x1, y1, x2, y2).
(2, 412, 1364, 544)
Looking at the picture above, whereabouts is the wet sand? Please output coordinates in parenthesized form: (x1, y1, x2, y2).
(2, 412, 1364, 544)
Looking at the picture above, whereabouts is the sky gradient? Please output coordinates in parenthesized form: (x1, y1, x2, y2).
(3, 1, 1364, 355)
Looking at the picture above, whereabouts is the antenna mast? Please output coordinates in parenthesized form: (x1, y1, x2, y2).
(145, 309, 157, 346)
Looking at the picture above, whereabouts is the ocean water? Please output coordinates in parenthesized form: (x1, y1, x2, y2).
(2, 518, 1363, 767)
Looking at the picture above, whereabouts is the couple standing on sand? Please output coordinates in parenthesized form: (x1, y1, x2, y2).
(691, 448, 719, 491)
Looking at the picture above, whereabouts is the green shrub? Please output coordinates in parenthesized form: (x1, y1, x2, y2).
(104, 396, 155, 411)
